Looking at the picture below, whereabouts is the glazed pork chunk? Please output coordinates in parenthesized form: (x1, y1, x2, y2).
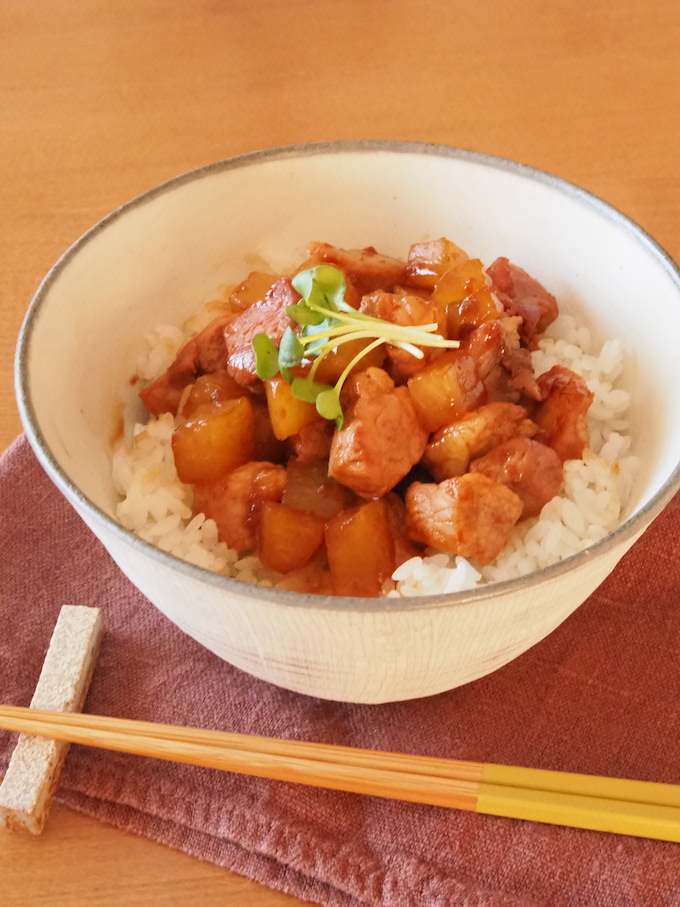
(359, 290, 448, 382)
(193, 461, 286, 552)
(307, 242, 407, 295)
(139, 314, 233, 417)
(405, 473, 523, 565)
(287, 420, 334, 462)
(487, 257, 559, 349)
(535, 365, 594, 462)
(423, 401, 538, 481)
(329, 367, 428, 498)
(469, 436, 564, 519)
(225, 278, 299, 386)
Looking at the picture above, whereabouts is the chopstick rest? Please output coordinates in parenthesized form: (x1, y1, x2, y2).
(0, 605, 103, 834)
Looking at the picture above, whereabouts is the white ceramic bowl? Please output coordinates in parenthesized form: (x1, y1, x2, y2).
(16, 141, 680, 703)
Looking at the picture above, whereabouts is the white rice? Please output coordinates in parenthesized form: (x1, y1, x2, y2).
(112, 311, 639, 595)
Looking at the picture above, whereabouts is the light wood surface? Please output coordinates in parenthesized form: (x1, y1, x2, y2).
(1, 0, 678, 903)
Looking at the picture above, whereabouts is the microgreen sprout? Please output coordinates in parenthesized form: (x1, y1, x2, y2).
(252, 265, 460, 428)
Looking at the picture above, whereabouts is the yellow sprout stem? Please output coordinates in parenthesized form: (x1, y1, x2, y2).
(305, 331, 375, 381)
(306, 331, 427, 384)
(299, 296, 460, 390)
(301, 320, 458, 349)
(309, 300, 437, 331)
(334, 337, 388, 400)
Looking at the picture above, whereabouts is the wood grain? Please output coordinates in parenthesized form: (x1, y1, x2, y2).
(0, 805, 301, 907)
(1, 0, 678, 903)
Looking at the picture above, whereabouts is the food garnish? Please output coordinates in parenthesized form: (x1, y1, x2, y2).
(252, 265, 460, 427)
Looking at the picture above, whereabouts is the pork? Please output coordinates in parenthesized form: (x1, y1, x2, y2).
(287, 420, 334, 462)
(535, 365, 594, 461)
(329, 367, 428, 498)
(359, 290, 448, 382)
(307, 242, 407, 295)
(139, 315, 233, 416)
(384, 492, 421, 567)
(224, 278, 299, 387)
(192, 461, 286, 552)
(459, 319, 505, 377)
(487, 258, 558, 349)
(469, 437, 563, 519)
(340, 365, 394, 406)
(498, 315, 542, 400)
(423, 402, 538, 481)
(405, 473, 523, 565)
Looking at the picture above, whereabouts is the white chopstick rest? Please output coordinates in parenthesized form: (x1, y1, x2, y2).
(0, 605, 103, 834)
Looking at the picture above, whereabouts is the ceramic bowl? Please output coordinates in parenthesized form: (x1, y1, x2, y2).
(16, 141, 680, 703)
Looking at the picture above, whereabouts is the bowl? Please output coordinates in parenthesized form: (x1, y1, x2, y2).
(15, 141, 680, 703)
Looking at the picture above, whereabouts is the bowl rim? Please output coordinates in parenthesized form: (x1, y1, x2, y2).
(15, 138, 680, 614)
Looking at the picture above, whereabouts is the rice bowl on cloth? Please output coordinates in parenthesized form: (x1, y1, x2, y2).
(17, 142, 680, 701)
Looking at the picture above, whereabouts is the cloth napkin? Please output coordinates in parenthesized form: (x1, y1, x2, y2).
(1, 435, 679, 907)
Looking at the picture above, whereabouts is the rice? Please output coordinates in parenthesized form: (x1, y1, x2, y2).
(112, 311, 639, 596)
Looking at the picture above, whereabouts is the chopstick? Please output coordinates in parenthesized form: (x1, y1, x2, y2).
(2, 704, 679, 843)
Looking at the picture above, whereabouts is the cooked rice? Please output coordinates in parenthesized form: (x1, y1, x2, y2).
(112, 310, 639, 596)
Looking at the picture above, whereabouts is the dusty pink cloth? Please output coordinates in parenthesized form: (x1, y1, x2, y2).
(1, 434, 679, 906)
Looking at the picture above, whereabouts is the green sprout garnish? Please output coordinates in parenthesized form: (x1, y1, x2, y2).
(252, 265, 460, 428)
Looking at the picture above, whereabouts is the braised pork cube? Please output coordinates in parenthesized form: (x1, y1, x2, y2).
(407, 321, 504, 431)
(423, 402, 538, 481)
(340, 363, 393, 404)
(140, 315, 233, 416)
(225, 278, 299, 386)
(329, 368, 428, 498)
(459, 320, 505, 375)
(476, 316, 531, 404)
(408, 351, 483, 432)
(384, 492, 421, 567)
(497, 316, 542, 401)
(307, 242, 407, 295)
(535, 365, 594, 461)
(469, 437, 564, 519)
(405, 474, 523, 565)
(359, 289, 447, 333)
(359, 290, 448, 382)
(487, 258, 558, 349)
(193, 461, 286, 552)
(287, 420, 335, 462)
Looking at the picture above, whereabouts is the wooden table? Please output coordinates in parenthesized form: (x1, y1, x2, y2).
(1, 1, 678, 903)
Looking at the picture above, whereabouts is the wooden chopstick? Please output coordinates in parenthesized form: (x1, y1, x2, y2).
(2, 705, 679, 843)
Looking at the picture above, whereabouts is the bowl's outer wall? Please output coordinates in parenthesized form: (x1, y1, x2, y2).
(18, 143, 680, 701)
(84, 510, 644, 703)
